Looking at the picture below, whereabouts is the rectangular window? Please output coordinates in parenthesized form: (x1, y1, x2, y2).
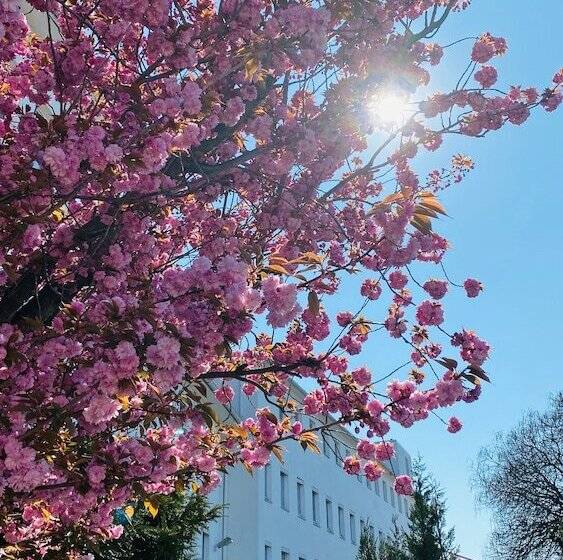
(297, 480, 305, 518)
(369, 525, 375, 539)
(398, 495, 403, 513)
(366, 478, 373, 490)
(390, 488, 396, 508)
(281, 551, 290, 560)
(312, 490, 320, 526)
(338, 506, 345, 540)
(374, 479, 380, 495)
(350, 513, 357, 544)
(326, 499, 334, 533)
(281, 471, 289, 511)
(360, 519, 365, 533)
(382, 480, 389, 503)
(265, 545, 272, 560)
(201, 532, 210, 560)
(264, 463, 272, 502)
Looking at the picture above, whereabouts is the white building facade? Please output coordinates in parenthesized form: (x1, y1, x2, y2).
(198, 381, 413, 560)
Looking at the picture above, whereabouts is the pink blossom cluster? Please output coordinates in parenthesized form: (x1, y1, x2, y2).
(0, 0, 559, 555)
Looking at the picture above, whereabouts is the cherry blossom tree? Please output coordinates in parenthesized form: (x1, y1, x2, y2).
(0, 0, 561, 557)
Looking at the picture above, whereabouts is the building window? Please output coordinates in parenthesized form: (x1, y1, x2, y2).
(264, 463, 272, 502)
(369, 525, 375, 539)
(366, 478, 372, 490)
(390, 488, 396, 508)
(398, 495, 403, 513)
(360, 519, 365, 534)
(297, 480, 305, 519)
(338, 506, 345, 540)
(265, 545, 272, 560)
(201, 532, 210, 560)
(374, 479, 380, 495)
(382, 480, 389, 503)
(326, 499, 334, 533)
(281, 471, 289, 511)
(350, 513, 357, 544)
(312, 490, 320, 526)
(281, 550, 290, 560)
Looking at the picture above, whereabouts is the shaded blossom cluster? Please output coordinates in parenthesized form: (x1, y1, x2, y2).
(0, 0, 560, 556)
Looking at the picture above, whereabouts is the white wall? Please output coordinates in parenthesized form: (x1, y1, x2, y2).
(197, 382, 412, 560)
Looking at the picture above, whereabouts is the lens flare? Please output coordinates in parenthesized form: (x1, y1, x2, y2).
(370, 91, 411, 127)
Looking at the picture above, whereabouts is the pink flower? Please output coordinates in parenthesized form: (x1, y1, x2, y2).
(336, 311, 354, 326)
(43, 146, 67, 177)
(351, 367, 371, 386)
(262, 276, 302, 327)
(463, 278, 483, 298)
(292, 421, 303, 436)
(114, 341, 139, 376)
(194, 454, 216, 473)
(105, 144, 123, 163)
(389, 271, 408, 290)
(474, 65, 498, 88)
(387, 380, 416, 401)
(435, 375, 464, 406)
(452, 329, 490, 366)
(182, 81, 202, 114)
(343, 456, 361, 475)
(364, 461, 383, 481)
(22, 224, 42, 250)
(146, 335, 181, 368)
(394, 475, 413, 496)
(83, 395, 120, 425)
(107, 525, 124, 540)
(360, 279, 382, 300)
(423, 279, 448, 300)
(416, 300, 444, 326)
(471, 33, 506, 63)
(367, 399, 385, 418)
(374, 442, 395, 461)
(215, 385, 235, 405)
(87, 464, 106, 486)
(257, 412, 279, 444)
(447, 416, 463, 433)
(357, 440, 376, 460)
(240, 446, 270, 468)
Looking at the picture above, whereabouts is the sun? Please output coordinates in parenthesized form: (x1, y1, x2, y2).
(369, 91, 412, 127)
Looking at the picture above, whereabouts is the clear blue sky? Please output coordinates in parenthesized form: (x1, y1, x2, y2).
(366, 2, 562, 558)
(280, 3, 560, 556)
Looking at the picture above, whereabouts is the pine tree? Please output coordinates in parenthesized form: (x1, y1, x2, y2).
(356, 523, 409, 560)
(94, 492, 221, 560)
(405, 462, 458, 560)
(357, 526, 378, 560)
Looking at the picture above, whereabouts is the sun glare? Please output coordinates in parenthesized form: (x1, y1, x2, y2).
(370, 91, 412, 127)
